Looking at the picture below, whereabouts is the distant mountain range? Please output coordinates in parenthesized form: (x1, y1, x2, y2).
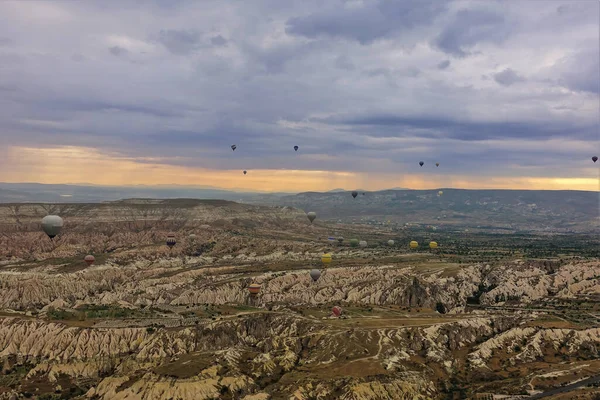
(1, 182, 597, 233)
(249, 189, 600, 233)
(0, 183, 412, 203)
(0, 182, 292, 203)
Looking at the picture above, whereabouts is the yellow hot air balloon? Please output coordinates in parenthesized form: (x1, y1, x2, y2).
(429, 241, 438, 249)
(438, 191, 443, 196)
(321, 253, 332, 265)
(410, 241, 418, 249)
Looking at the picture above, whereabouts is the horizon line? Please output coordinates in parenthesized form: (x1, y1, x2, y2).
(0, 181, 598, 193)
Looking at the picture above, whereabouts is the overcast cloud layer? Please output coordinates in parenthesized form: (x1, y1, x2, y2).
(0, 0, 598, 190)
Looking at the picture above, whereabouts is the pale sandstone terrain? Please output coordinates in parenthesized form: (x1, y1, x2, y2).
(0, 200, 598, 399)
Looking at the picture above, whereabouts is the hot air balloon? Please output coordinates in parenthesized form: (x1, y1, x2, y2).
(593, 156, 598, 163)
(359, 240, 367, 248)
(436, 163, 440, 167)
(294, 145, 299, 151)
(166, 234, 176, 249)
(321, 253, 332, 265)
(248, 283, 261, 296)
(41, 215, 63, 239)
(310, 269, 321, 282)
(438, 191, 443, 196)
(388, 240, 395, 246)
(307, 212, 316, 224)
(84, 255, 95, 266)
(350, 239, 359, 247)
(332, 306, 342, 317)
(231, 145, 237, 151)
(419, 161, 424, 167)
(243, 170, 247, 175)
(352, 191, 358, 198)
(410, 241, 418, 249)
(429, 241, 438, 249)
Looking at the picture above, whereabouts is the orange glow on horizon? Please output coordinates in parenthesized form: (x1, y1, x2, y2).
(1, 145, 598, 192)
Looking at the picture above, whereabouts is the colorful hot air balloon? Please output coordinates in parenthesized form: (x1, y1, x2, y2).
(321, 253, 332, 265)
(41, 215, 63, 239)
(352, 191, 358, 198)
(294, 146, 299, 151)
(388, 240, 395, 246)
(419, 161, 424, 167)
(84, 255, 95, 266)
(307, 212, 316, 224)
(410, 241, 418, 249)
(332, 306, 342, 317)
(310, 269, 321, 282)
(436, 162, 439, 167)
(248, 283, 261, 296)
(429, 241, 438, 249)
(166, 234, 176, 249)
(359, 240, 367, 248)
(231, 145, 237, 151)
(350, 239, 359, 247)
(593, 156, 598, 163)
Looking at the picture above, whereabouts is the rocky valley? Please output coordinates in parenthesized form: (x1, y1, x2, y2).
(0, 197, 598, 399)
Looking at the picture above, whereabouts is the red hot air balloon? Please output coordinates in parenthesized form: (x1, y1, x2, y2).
(248, 283, 261, 296)
(332, 306, 342, 317)
(84, 255, 95, 266)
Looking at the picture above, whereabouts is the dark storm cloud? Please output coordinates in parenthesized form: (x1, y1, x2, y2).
(551, 49, 600, 94)
(0, 0, 597, 183)
(285, 0, 448, 44)
(326, 114, 597, 141)
(493, 68, 525, 86)
(432, 7, 514, 57)
(29, 98, 187, 118)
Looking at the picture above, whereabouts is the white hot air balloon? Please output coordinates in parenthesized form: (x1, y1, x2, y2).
(310, 269, 321, 282)
(41, 215, 63, 239)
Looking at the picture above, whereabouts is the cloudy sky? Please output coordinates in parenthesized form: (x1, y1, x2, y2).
(0, 0, 598, 192)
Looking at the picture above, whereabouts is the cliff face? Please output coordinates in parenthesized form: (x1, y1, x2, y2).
(0, 201, 312, 262)
(1, 259, 597, 313)
(0, 314, 597, 399)
(479, 261, 600, 304)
